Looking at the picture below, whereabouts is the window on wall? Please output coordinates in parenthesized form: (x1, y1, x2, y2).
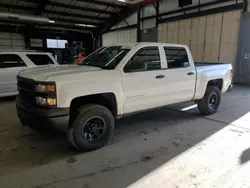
(0, 54, 26, 68)
(26, 54, 54, 65)
(124, 47, 161, 72)
(46, 39, 68, 49)
(179, 0, 192, 7)
(164, 47, 189, 68)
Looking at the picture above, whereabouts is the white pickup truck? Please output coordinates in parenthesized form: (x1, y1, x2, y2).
(16, 43, 233, 151)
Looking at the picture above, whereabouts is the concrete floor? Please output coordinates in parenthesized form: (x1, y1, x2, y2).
(1, 86, 250, 188)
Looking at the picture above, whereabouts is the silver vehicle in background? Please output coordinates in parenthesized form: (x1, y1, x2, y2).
(0, 51, 59, 97)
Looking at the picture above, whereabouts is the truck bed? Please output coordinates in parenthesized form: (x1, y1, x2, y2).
(194, 62, 229, 67)
(195, 62, 231, 74)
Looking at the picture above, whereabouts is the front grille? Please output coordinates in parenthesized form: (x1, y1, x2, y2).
(17, 76, 35, 106)
(19, 90, 36, 106)
(17, 76, 34, 92)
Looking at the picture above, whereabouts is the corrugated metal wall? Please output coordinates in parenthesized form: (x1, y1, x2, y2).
(0, 32, 25, 50)
(158, 10, 241, 67)
(219, 11, 241, 69)
(102, 29, 137, 46)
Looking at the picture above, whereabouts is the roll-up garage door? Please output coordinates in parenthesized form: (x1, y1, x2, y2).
(102, 29, 137, 46)
(158, 10, 241, 67)
(0, 32, 25, 50)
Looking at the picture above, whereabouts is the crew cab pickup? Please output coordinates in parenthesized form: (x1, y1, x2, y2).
(0, 51, 59, 97)
(16, 43, 233, 151)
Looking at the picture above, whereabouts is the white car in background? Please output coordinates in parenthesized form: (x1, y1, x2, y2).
(0, 51, 59, 97)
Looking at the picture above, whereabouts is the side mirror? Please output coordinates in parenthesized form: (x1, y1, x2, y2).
(124, 60, 147, 72)
(124, 66, 131, 73)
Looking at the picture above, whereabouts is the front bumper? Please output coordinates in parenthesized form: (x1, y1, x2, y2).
(16, 96, 69, 132)
(226, 84, 233, 92)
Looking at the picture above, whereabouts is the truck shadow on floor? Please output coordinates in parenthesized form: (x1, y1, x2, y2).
(240, 148, 250, 164)
(1, 106, 196, 169)
(0, 96, 16, 102)
(1, 85, 250, 188)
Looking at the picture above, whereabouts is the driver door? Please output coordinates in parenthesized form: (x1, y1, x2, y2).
(122, 46, 167, 114)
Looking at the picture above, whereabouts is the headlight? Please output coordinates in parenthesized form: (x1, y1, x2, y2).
(36, 83, 56, 93)
(35, 82, 56, 107)
(36, 97, 56, 106)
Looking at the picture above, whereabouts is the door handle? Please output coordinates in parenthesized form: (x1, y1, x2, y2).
(155, 75, 165, 79)
(187, 72, 195, 75)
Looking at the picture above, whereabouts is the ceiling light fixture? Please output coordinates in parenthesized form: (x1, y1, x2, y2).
(117, 0, 156, 5)
(75, 24, 96, 28)
(49, 20, 55, 23)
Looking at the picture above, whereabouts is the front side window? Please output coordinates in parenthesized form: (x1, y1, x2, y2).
(26, 54, 54, 65)
(79, 46, 130, 69)
(0, 54, 26, 68)
(124, 47, 161, 72)
(164, 47, 189, 69)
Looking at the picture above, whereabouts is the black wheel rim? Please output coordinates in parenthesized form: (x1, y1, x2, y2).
(83, 117, 106, 141)
(208, 93, 218, 109)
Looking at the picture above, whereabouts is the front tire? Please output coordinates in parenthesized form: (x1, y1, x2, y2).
(68, 104, 115, 151)
(198, 86, 221, 115)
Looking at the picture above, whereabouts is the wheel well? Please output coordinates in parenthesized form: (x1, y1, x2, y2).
(70, 93, 117, 118)
(207, 79, 223, 91)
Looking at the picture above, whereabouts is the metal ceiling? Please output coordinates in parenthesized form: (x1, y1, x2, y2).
(0, 0, 136, 33)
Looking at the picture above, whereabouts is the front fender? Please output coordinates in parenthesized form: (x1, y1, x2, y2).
(56, 81, 123, 115)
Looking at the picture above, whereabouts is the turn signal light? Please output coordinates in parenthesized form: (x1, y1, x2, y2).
(36, 97, 57, 106)
(47, 85, 56, 92)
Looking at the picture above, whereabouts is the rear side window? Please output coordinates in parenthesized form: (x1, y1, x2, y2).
(0, 54, 26, 68)
(26, 54, 54, 65)
(164, 47, 189, 68)
(124, 47, 161, 72)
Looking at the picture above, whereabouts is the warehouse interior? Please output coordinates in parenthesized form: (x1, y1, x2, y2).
(1, 0, 250, 187)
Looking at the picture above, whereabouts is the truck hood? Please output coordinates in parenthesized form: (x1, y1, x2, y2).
(18, 64, 102, 81)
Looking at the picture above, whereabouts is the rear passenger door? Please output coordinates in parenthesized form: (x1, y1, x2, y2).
(0, 54, 27, 96)
(163, 46, 196, 104)
(122, 46, 167, 114)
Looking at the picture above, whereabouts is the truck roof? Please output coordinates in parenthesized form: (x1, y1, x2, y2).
(108, 42, 188, 48)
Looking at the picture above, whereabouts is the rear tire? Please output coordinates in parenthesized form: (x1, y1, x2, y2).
(198, 86, 221, 115)
(68, 104, 115, 151)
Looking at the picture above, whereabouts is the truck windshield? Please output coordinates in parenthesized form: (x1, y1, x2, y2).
(79, 46, 130, 69)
